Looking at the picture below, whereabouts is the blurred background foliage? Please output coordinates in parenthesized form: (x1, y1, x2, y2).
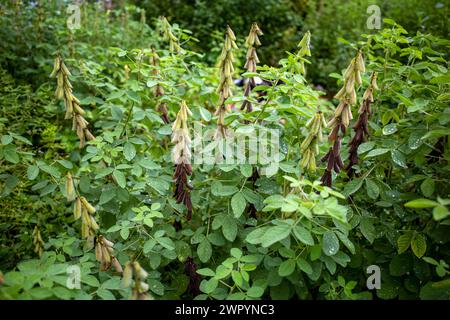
(134, 0, 448, 89)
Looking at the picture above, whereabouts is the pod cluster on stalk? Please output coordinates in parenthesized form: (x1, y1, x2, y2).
(184, 256, 201, 296)
(300, 111, 327, 171)
(172, 101, 193, 220)
(214, 26, 238, 140)
(328, 50, 365, 139)
(241, 22, 263, 112)
(295, 31, 311, 75)
(346, 72, 378, 177)
(150, 48, 170, 124)
(32, 226, 44, 257)
(159, 16, 183, 54)
(95, 235, 122, 272)
(50, 56, 95, 148)
(321, 50, 365, 187)
(74, 195, 98, 247)
(122, 261, 153, 300)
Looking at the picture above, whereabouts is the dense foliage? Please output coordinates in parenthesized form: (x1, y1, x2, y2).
(0, 0, 449, 300)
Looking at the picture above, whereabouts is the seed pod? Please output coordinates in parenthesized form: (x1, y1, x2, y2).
(80, 196, 96, 214)
(95, 241, 103, 261)
(90, 216, 99, 231)
(65, 173, 75, 201)
(74, 197, 82, 220)
(102, 238, 114, 248)
(112, 257, 123, 273)
(122, 262, 133, 287)
(50, 56, 61, 78)
(84, 129, 95, 141)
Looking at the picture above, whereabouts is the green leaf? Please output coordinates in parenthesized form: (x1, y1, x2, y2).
(95, 167, 114, 179)
(99, 188, 116, 205)
(433, 205, 449, 221)
(397, 232, 413, 254)
(82, 275, 100, 287)
(278, 259, 296, 277)
(200, 278, 218, 294)
(148, 279, 165, 295)
(231, 192, 246, 218)
(322, 231, 339, 256)
(391, 150, 407, 168)
(366, 148, 389, 158)
(296, 257, 313, 274)
(365, 179, 379, 199)
(123, 142, 136, 161)
(260, 224, 291, 247)
(246, 227, 268, 245)
(247, 286, 264, 298)
(405, 199, 438, 208)
(199, 107, 211, 121)
(420, 179, 435, 197)
(211, 181, 238, 196)
(343, 179, 363, 196)
(3, 145, 19, 163)
(240, 164, 253, 177)
(56, 159, 73, 169)
(293, 225, 314, 246)
(359, 216, 376, 243)
(53, 287, 72, 300)
(120, 228, 130, 240)
(29, 288, 53, 299)
(358, 142, 375, 154)
(113, 170, 126, 188)
(156, 237, 175, 250)
(196, 268, 215, 277)
(197, 240, 212, 263)
(430, 74, 450, 84)
(222, 216, 238, 241)
(1, 135, 13, 145)
(230, 248, 242, 259)
(214, 265, 232, 279)
(39, 164, 61, 178)
(229, 271, 243, 289)
(143, 239, 156, 254)
(27, 165, 39, 180)
(97, 288, 116, 300)
(382, 123, 398, 135)
(336, 232, 355, 254)
(310, 245, 322, 261)
(139, 159, 161, 170)
(411, 234, 427, 258)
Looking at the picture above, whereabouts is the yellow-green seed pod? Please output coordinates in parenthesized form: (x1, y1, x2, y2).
(50, 57, 61, 78)
(122, 263, 133, 287)
(74, 197, 82, 220)
(80, 196, 96, 214)
(95, 242, 103, 261)
(90, 216, 99, 231)
(65, 173, 75, 201)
